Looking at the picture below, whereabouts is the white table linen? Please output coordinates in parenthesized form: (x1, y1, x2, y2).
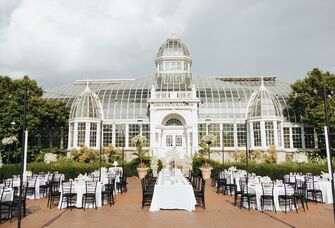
(58, 181, 102, 209)
(150, 169, 196, 212)
(314, 180, 333, 204)
(0, 188, 14, 202)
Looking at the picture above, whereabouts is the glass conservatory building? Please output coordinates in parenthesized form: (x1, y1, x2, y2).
(44, 34, 320, 161)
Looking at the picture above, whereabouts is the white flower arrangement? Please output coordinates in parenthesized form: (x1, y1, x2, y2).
(1, 136, 18, 146)
(150, 156, 158, 177)
(164, 147, 180, 163)
(75, 173, 90, 182)
(201, 134, 216, 145)
(179, 155, 193, 176)
(131, 135, 147, 146)
(44, 153, 57, 164)
(292, 153, 308, 164)
(320, 171, 330, 180)
(228, 166, 237, 172)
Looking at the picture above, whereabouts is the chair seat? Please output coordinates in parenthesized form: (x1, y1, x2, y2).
(63, 193, 77, 197)
(83, 193, 96, 197)
(261, 195, 274, 199)
(1, 201, 16, 207)
(307, 189, 322, 193)
(278, 195, 295, 199)
(243, 193, 256, 197)
(51, 191, 61, 196)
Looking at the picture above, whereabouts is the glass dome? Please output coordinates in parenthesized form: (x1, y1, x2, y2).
(247, 80, 283, 119)
(157, 34, 190, 58)
(70, 85, 103, 119)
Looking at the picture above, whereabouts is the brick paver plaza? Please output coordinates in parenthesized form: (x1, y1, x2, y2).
(1, 177, 333, 228)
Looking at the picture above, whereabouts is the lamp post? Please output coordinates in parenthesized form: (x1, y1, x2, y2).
(315, 86, 335, 221)
(18, 81, 27, 228)
(245, 119, 249, 179)
(99, 120, 103, 182)
(205, 117, 211, 160)
(221, 129, 225, 165)
(137, 117, 143, 136)
(122, 127, 125, 172)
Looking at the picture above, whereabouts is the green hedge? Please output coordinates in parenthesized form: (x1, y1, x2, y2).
(1, 157, 328, 181)
(192, 157, 328, 180)
(0, 156, 152, 180)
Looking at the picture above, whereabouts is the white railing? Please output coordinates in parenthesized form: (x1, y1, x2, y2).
(155, 91, 193, 99)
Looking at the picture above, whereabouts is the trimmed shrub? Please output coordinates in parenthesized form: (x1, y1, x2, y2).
(192, 157, 328, 180)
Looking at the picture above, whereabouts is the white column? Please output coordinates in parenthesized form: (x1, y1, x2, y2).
(67, 123, 71, 149)
(233, 122, 237, 149)
(301, 126, 305, 149)
(74, 122, 78, 148)
(314, 128, 318, 149)
(187, 130, 191, 156)
(85, 122, 90, 147)
(125, 124, 129, 148)
(273, 121, 278, 147)
(250, 121, 254, 148)
(97, 122, 101, 148)
(289, 127, 293, 149)
(112, 123, 116, 146)
(260, 121, 266, 149)
(157, 131, 162, 158)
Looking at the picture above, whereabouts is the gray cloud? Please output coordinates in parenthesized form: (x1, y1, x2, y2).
(0, 0, 334, 88)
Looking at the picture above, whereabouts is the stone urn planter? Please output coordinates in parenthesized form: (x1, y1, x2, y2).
(200, 167, 212, 180)
(137, 167, 149, 179)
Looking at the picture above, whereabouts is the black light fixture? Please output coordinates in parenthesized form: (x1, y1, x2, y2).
(18, 80, 27, 228)
(317, 86, 335, 221)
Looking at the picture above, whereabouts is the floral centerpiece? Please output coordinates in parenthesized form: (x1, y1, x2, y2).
(320, 171, 330, 180)
(198, 134, 216, 180)
(150, 156, 158, 177)
(132, 135, 149, 178)
(228, 166, 237, 172)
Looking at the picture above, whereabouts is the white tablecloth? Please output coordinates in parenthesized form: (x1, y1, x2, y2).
(150, 169, 196, 212)
(314, 180, 333, 204)
(247, 184, 297, 212)
(0, 188, 14, 202)
(13, 178, 41, 199)
(58, 182, 102, 209)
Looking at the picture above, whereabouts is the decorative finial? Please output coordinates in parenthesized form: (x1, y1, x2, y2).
(85, 78, 90, 91)
(170, 33, 177, 39)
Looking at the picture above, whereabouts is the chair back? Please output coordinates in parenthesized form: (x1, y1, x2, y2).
(261, 182, 274, 196)
(62, 181, 74, 194)
(106, 177, 115, 192)
(305, 175, 315, 190)
(28, 178, 37, 188)
(85, 181, 97, 194)
(5, 179, 13, 188)
(0, 186, 5, 202)
(239, 178, 249, 194)
(283, 183, 295, 196)
(295, 179, 306, 195)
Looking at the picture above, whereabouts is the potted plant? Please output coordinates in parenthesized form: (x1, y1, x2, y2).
(132, 135, 149, 179)
(198, 134, 216, 180)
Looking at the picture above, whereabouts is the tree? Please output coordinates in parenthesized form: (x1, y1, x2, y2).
(287, 68, 335, 152)
(0, 75, 69, 162)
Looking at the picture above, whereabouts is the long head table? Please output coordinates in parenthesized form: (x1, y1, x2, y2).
(149, 168, 196, 212)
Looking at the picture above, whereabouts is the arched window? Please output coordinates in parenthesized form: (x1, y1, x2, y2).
(165, 118, 183, 126)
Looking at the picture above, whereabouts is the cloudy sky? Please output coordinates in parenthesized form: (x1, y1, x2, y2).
(0, 0, 334, 88)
